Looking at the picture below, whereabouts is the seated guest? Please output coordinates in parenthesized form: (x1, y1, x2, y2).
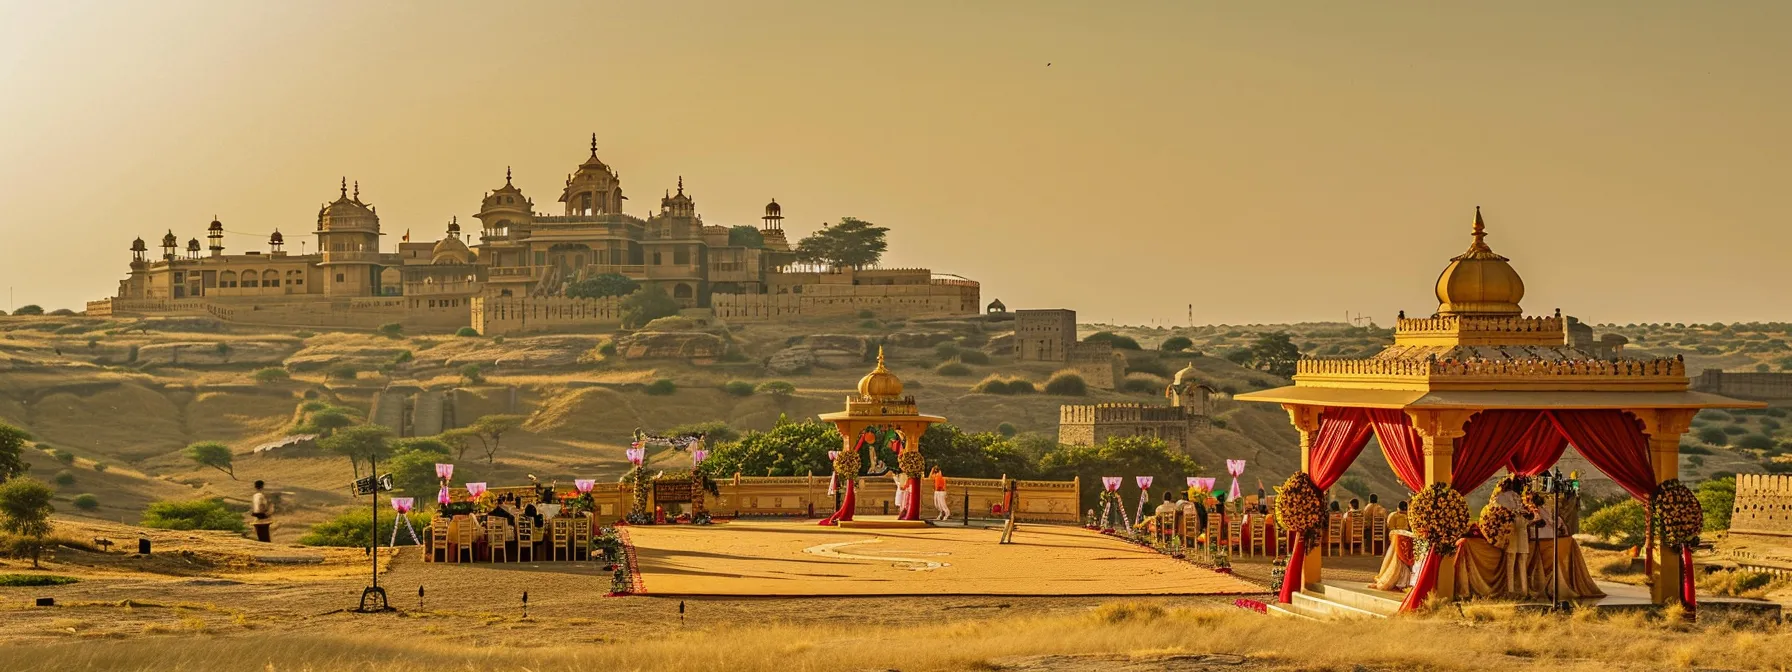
(1362, 494, 1386, 529)
(1387, 500, 1410, 532)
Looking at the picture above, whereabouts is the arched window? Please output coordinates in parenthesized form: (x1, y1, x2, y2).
(220, 271, 237, 288)
(673, 284, 694, 300)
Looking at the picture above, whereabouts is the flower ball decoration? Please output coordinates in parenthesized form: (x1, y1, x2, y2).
(1478, 500, 1516, 549)
(1410, 483, 1471, 555)
(1653, 479, 1703, 549)
(832, 449, 862, 481)
(1273, 473, 1325, 543)
(898, 448, 925, 478)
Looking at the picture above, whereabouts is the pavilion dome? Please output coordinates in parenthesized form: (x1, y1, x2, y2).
(1434, 207, 1524, 316)
(857, 347, 905, 399)
(431, 233, 472, 264)
(1172, 361, 1200, 386)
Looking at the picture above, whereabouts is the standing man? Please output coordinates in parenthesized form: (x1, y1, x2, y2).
(998, 479, 1019, 544)
(930, 466, 951, 521)
(250, 480, 273, 543)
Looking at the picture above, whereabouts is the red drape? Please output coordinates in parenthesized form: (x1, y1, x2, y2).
(1548, 410, 1655, 500)
(821, 479, 856, 525)
(1367, 409, 1425, 491)
(1451, 410, 1544, 493)
(1401, 549, 1444, 611)
(1681, 546, 1698, 619)
(1506, 412, 1570, 476)
(1279, 407, 1376, 603)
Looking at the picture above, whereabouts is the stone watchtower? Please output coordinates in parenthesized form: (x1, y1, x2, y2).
(316, 178, 383, 297)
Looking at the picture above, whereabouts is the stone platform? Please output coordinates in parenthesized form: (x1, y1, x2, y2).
(625, 518, 1262, 597)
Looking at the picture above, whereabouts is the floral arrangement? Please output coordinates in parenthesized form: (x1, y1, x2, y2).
(1410, 483, 1470, 555)
(1268, 556, 1287, 594)
(564, 492, 597, 516)
(832, 448, 862, 482)
(624, 465, 653, 525)
(1653, 479, 1703, 550)
(1097, 489, 1124, 533)
(1478, 499, 1516, 549)
(1273, 473, 1324, 543)
(1209, 545, 1232, 572)
(898, 448, 926, 478)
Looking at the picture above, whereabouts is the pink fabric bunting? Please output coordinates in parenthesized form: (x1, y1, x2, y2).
(437, 486, 451, 505)
(466, 482, 487, 498)
(574, 479, 595, 494)
(390, 497, 414, 513)
(435, 463, 454, 480)
(1136, 476, 1154, 490)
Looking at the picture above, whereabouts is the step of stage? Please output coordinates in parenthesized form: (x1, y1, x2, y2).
(1316, 581, 1405, 617)
(1265, 602, 1317, 621)
(1291, 590, 1386, 620)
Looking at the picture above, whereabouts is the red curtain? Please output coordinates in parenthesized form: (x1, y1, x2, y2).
(1506, 412, 1570, 476)
(1367, 409, 1425, 491)
(1451, 410, 1543, 493)
(1401, 550, 1444, 611)
(1547, 410, 1655, 500)
(1279, 407, 1376, 603)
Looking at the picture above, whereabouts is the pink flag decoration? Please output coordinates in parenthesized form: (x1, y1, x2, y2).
(1226, 460, 1247, 477)
(1187, 476, 1200, 488)
(626, 447, 645, 465)
(1230, 479, 1243, 502)
(1135, 476, 1154, 490)
(435, 463, 454, 480)
(437, 486, 451, 505)
(1193, 477, 1217, 492)
(1101, 476, 1123, 492)
(574, 479, 595, 494)
(466, 482, 488, 498)
(391, 497, 414, 513)
(828, 450, 840, 461)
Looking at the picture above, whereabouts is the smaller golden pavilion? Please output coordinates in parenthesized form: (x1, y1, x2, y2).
(818, 348, 946, 527)
(1239, 207, 1761, 606)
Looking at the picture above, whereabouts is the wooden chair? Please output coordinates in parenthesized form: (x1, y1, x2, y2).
(1249, 517, 1267, 557)
(1347, 513, 1367, 555)
(551, 518, 572, 562)
(1369, 515, 1387, 556)
(1324, 513, 1343, 556)
(572, 517, 592, 561)
(1204, 516, 1222, 552)
(514, 517, 536, 563)
(429, 517, 451, 563)
(1154, 512, 1177, 548)
(486, 518, 510, 563)
(454, 515, 477, 563)
(1226, 517, 1243, 555)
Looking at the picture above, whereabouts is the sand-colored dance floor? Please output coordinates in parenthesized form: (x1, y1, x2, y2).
(626, 519, 1261, 596)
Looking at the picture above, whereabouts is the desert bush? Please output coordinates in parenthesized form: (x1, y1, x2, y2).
(252, 367, 291, 384)
(1698, 568, 1786, 598)
(91, 462, 106, 473)
(599, 342, 617, 356)
(1696, 426, 1729, 446)
(1160, 336, 1193, 352)
(328, 365, 358, 381)
(1084, 332, 1141, 350)
(72, 493, 99, 510)
(52, 470, 75, 487)
(393, 350, 414, 364)
(1125, 358, 1172, 378)
(721, 380, 756, 397)
(291, 330, 316, 339)
(1737, 433, 1775, 450)
(644, 379, 677, 396)
(454, 327, 479, 337)
(460, 363, 485, 385)
(935, 361, 972, 377)
(755, 381, 796, 396)
(1044, 371, 1088, 396)
(933, 342, 961, 359)
(142, 498, 245, 532)
(856, 309, 875, 319)
(955, 349, 990, 365)
(972, 375, 1012, 395)
(299, 508, 431, 547)
(1583, 499, 1646, 547)
(1721, 425, 1747, 436)
(1120, 373, 1168, 394)
(377, 323, 403, 338)
(996, 422, 1018, 438)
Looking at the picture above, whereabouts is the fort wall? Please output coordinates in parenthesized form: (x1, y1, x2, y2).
(1731, 473, 1792, 537)
(1695, 369, 1792, 401)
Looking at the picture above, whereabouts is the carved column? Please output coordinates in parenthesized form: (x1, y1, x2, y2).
(1282, 404, 1324, 590)
(1407, 408, 1474, 601)
(1635, 408, 1696, 605)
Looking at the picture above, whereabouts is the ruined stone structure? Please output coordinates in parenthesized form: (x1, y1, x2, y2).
(91, 135, 977, 331)
(1565, 316, 1630, 358)
(1058, 363, 1214, 450)
(1012, 307, 1124, 390)
(1693, 369, 1792, 401)
(1730, 473, 1792, 537)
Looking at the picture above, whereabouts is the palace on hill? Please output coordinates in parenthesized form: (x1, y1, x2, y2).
(90, 136, 979, 334)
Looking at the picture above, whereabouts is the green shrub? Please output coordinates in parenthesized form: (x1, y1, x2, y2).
(856, 309, 875, 319)
(454, 327, 479, 337)
(377, 323, 403, 338)
(721, 380, 756, 397)
(972, 375, 1011, 395)
(996, 422, 1018, 438)
(0, 574, 78, 587)
(492, 336, 505, 345)
(1005, 378, 1037, 394)
(298, 508, 431, 547)
(1125, 359, 1172, 378)
(599, 342, 617, 356)
(755, 380, 796, 396)
(52, 470, 75, 487)
(644, 379, 678, 396)
(1697, 426, 1730, 446)
(47, 448, 75, 465)
(72, 493, 99, 510)
(1722, 425, 1747, 436)
(955, 349, 990, 365)
(328, 365, 359, 381)
(292, 330, 316, 339)
(460, 363, 485, 385)
(1737, 433, 1775, 450)
(1083, 332, 1142, 350)
(1044, 371, 1088, 396)
(393, 350, 414, 364)
(933, 342, 961, 359)
(91, 462, 106, 473)
(935, 361, 972, 377)
(1120, 373, 1166, 394)
(1160, 336, 1194, 352)
(141, 498, 245, 532)
(1680, 443, 1712, 455)
(252, 367, 291, 384)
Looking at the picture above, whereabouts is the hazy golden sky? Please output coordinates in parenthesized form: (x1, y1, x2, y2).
(2, 1, 1787, 325)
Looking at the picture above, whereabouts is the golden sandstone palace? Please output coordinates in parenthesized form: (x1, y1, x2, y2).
(89, 136, 979, 334)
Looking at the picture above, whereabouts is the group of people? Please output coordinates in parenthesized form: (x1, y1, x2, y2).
(1369, 473, 1589, 599)
(888, 466, 953, 521)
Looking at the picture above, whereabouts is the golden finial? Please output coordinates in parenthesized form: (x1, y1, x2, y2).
(340, 177, 347, 198)
(1468, 205, 1489, 251)
(590, 133, 598, 157)
(353, 181, 359, 200)
(505, 166, 512, 185)
(677, 175, 684, 195)
(875, 346, 888, 371)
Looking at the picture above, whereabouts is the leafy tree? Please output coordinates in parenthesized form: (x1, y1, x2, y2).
(1696, 425, 1730, 446)
(721, 380, 756, 397)
(467, 415, 526, 466)
(0, 423, 30, 483)
(319, 425, 394, 478)
(1248, 331, 1301, 378)
(727, 225, 765, 249)
(1083, 332, 1142, 350)
(703, 421, 842, 478)
(1697, 476, 1735, 532)
(1160, 336, 1194, 352)
(0, 478, 55, 567)
(756, 380, 796, 396)
(385, 450, 444, 497)
(996, 422, 1018, 438)
(299, 507, 431, 547)
(794, 217, 889, 269)
(1037, 435, 1201, 511)
(920, 424, 1033, 480)
(440, 428, 478, 462)
(460, 363, 485, 385)
(252, 367, 291, 384)
(1222, 348, 1253, 366)
(141, 497, 245, 532)
(307, 410, 356, 437)
(566, 273, 640, 299)
(183, 441, 236, 480)
(72, 493, 99, 511)
(392, 437, 452, 457)
(1583, 498, 1647, 547)
(12, 305, 43, 316)
(621, 285, 681, 328)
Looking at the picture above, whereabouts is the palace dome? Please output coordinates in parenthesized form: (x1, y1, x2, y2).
(1434, 207, 1524, 316)
(857, 347, 905, 399)
(1172, 361, 1199, 386)
(764, 199, 782, 217)
(431, 233, 472, 264)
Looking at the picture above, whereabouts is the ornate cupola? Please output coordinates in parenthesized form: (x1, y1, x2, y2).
(660, 176, 695, 217)
(560, 134, 624, 217)
(269, 229, 285, 254)
(161, 230, 178, 260)
(1434, 206, 1525, 317)
(207, 217, 225, 257)
(857, 347, 906, 400)
(186, 238, 202, 259)
(476, 168, 533, 240)
(130, 236, 148, 263)
(761, 198, 784, 231)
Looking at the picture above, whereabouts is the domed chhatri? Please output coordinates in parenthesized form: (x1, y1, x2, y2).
(1434, 206, 1525, 317)
(857, 347, 905, 399)
(1172, 361, 1199, 386)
